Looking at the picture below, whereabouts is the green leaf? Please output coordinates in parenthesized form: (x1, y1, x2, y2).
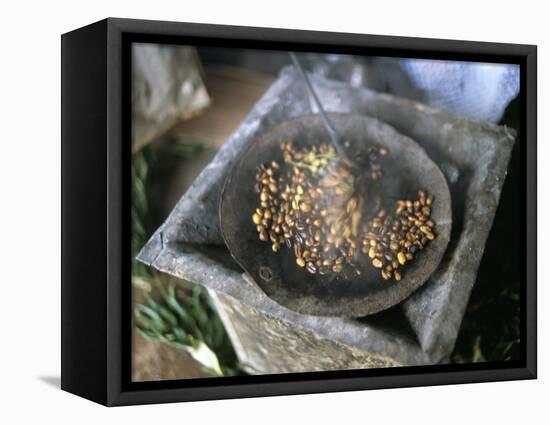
(145, 294, 178, 327)
(164, 286, 204, 341)
(172, 327, 190, 345)
(472, 336, 486, 363)
(135, 304, 166, 333)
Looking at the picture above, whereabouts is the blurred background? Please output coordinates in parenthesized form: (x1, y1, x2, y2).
(131, 44, 520, 381)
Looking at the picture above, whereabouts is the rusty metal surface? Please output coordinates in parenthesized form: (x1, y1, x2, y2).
(137, 66, 516, 366)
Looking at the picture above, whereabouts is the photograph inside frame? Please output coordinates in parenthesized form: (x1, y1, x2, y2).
(132, 42, 521, 381)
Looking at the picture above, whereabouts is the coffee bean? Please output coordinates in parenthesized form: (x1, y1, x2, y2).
(306, 262, 317, 274)
(332, 264, 343, 273)
(397, 252, 407, 265)
(254, 143, 437, 281)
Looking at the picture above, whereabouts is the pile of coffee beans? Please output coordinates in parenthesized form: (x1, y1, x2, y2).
(361, 191, 435, 281)
(252, 141, 437, 281)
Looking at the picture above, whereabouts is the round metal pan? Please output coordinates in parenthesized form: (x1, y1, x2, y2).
(220, 113, 451, 317)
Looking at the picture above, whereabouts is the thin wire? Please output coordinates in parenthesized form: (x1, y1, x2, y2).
(289, 52, 349, 161)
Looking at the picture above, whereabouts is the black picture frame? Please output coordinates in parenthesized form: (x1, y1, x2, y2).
(61, 17, 537, 406)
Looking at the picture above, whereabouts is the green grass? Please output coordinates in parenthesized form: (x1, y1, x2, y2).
(131, 140, 244, 377)
(134, 282, 241, 376)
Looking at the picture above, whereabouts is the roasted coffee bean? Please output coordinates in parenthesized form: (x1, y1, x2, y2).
(306, 262, 317, 274)
(332, 264, 343, 273)
(254, 143, 436, 280)
(397, 252, 407, 265)
(252, 213, 262, 225)
(420, 225, 431, 234)
(368, 247, 376, 259)
(260, 191, 269, 202)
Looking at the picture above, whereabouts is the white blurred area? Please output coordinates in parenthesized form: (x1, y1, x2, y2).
(402, 59, 519, 123)
(320, 54, 519, 123)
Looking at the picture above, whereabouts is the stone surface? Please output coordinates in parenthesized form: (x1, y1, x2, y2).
(210, 290, 399, 374)
(132, 44, 210, 152)
(138, 66, 516, 369)
(132, 331, 211, 381)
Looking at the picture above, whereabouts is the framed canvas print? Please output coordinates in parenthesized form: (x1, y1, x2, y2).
(61, 18, 537, 406)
